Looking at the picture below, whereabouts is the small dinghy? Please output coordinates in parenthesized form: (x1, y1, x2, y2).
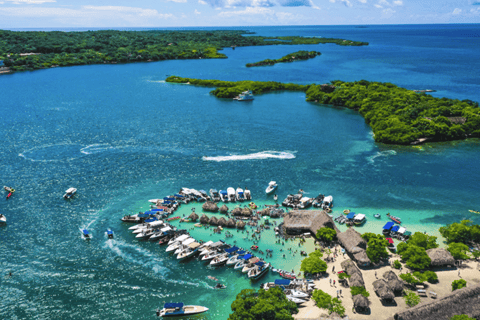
(374, 213, 381, 219)
(63, 187, 77, 199)
(0, 213, 6, 224)
(156, 302, 208, 318)
(265, 181, 277, 194)
(106, 229, 114, 239)
(82, 229, 90, 239)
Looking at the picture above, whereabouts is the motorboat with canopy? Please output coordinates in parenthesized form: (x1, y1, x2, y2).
(157, 302, 208, 317)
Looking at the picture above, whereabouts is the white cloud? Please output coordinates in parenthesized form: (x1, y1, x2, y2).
(195, 9, 201, 14)
(378, 0, 389, 5)
(201, 0, 317, 7)
(452, 8, 462, 15)
(374, 4, 382, 8)
(383, 7, 395, 14)
(167, 0, 187, 2)
(198, 0, 207, 4)
(393, 0, 402, 5)
(358, 0, 367, 3)
(6, 0, 56, 3)
(277, 0, 319, 9)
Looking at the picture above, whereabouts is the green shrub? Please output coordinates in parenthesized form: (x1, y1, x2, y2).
(452, 279, 467, 291)
(450, 315, 476, 320)
(350, 286, 370, 298)
(316, 227, 337, 242)
(393, 260, 402, 269)
(403, 290, 420, 307)
(447, 242, 470, 260)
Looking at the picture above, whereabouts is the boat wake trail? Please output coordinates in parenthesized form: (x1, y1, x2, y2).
(202, 151, 296, 162)
(367, 150, 397, 164)
(80, 144, 116, 155)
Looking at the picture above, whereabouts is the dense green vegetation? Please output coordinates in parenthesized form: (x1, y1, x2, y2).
(397, 232, 438, 269)
(229, 287, 298, 320)
(403, 290, 421, 307)
(0, 29, 367, 72)
(316, 227, 337, 242)
(440, 220, 480, 244)
(447, 242, 470, 260)
(306, 80, 480, 144)
(311, 289, 346, 317)
(246, 50, 320, 67)
(166, 77, 480, 145)
(300, 250, 328, 274)
(361, 233, 389, 264)
(400, 271, 438, 285)
(450, 315, 476, 320)
(451, 279, 467, 291)
(350, 286, 370, 298)
(393, 260, 402, 269)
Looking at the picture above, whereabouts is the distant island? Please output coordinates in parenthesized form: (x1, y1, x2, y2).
(246, 51, 321, 68)
(166, 76, 480, 145)
(0, 30, 367, 73)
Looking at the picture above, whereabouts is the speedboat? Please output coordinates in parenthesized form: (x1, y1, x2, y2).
(282, 194, 293, 207)
(190, 189, 206, 202)
(166, 237, 193, 253)
(374, 213, 381, 219)
(210, 253, 229, 266)
(312, 194, 325, 208)
(0, 213, 6, 224)
(234, 253, 252, 269)
(387, 213, 402, 224)
(156, 302, 209, 318)
(201, 250, 222, 261)
(82, 229, 90, 239)
(236, 188, 245, 202)
(168, 234, 190, 245)
(106, 229, 114, 239)
(177, 242, 201, 260)
(242, 258, 260, 273)
(209, 189, 221, 202)
(244, 189, 251, 200)
(322, 195, 333, 208)
(149, 227, 172, 241)
(226, 250, 246, 266)
(265, 181, 277, 194)
(248, 262, 270, 280)
(199, 190, 211, 201)
(219, 190, 229, 202)
(234, 90, 254, 101)
(227, 188, 236, 202)
(297, 197, 313, 209)
(353, 214, 366, 225)
(284, 290, 309, 299)
(63, 187, 77, 199)
(174, 238, 196, 254)
(286, 296, 307, 304)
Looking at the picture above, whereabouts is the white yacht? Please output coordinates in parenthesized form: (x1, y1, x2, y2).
(286, 296, 307, 304)
(63, 187, 77, 199)
(166, 237, 193, 253)
(209, 253, 229, 266)
(234, 90, 254, 101)
(201, 250, 222, 261)
(177, 242, 201, 260)
(168, 234, 190, 245)
(227, 188, 236, 202)
(235, 188, 245, 202)
(157, 303, 209, 317)
(322, 195, 333, 208)
(219, 190, 228, 202)
(265, 181, 277, 194)
(244, 189, 251, 200)
(174, 238, 196, 254)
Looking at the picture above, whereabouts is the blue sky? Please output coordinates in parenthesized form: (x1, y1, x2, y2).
(0, 0, 479, 28)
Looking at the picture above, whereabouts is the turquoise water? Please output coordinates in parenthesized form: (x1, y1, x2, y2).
(1, 24, 480, 319)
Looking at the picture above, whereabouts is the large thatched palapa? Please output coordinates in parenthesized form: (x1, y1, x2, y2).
(217, 217, 227, 227)
(394, 282, 480, 320)
(426, 247, 455, 267)
(373, 279, 395, 301)
(188, 212, 199, 222)
(236, 220, 246, 229)
(199, 214, 210, 224)
(226, 218, 236, 228)
(353, 294, 370, 311)
(202, 201, 219, 212)
(209, 216, 219, 226)
(283, 210, 339, 236)
(219, 205, 228, 214)
(383, 270, 404, 294)
(337, 228, 371, 267)
(231, 207, 242, 216)
(341, 259, 365, 287)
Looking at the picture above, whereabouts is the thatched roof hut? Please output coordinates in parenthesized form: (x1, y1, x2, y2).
(337, 228, 370, 267)
(226, 218, 236, 228)
(217, 217, 227, 227)
(426, 248, 455, 267)
(393, 282, 480, 320)
(236, 220, 246, 229)
(270, 208, 284, 218)
(202, 201, 219, 212)
(219, 205, 228, 214)
(188, 212, 199, 222)
(241, 208, 252, 216)
(340, 259, 365, 287)
(383, 270, 404, 294)
(199, 214, 210, 224)
(373, 279, 395, 301)
(231, 207, 242, 216)
(353, 294, 370, 311)
(258, 208, 271, 216)
(283, 210, 339, 236)
(209, 216, 219, 226)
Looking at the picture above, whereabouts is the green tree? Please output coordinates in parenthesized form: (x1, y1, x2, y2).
(311, 290, 345, 316)
(400, 273, 422, 285)
(300, 252, 327, 275)
(447, 242, 470, 260)
(421, 271, 438, 283)
(366, 238, 390, 263)
(228, 287, 298, 320)
(316, 227, 337, 242)
(393, 260, 402, 269)
(439, 220, 473, 244)
(330, 298, 346, 317)
(408, 232, 439, 250)
(450, 315, 476, 320)
(452, 279, 467, 291)
(404, 290, 421, 307)
(399, 245, 432, 270)
(350, 286, 370, 298)
(472, 250, 480, 260)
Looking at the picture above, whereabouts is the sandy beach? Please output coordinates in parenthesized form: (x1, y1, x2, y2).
(294, 246, 480, 320)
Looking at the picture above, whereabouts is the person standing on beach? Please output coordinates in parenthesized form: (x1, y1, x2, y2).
(330, 279, 332, 286)
(332, 266, 335, 273)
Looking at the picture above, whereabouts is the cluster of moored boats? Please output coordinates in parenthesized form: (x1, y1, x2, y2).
(282, 192, 333, 210)
(261, 279, 315, 305)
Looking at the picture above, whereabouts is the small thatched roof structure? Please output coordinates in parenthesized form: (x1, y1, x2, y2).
(283, 210, 339, 236)
(341, 259, 365, 287)
(188, 212, 199, 221)
(209, 216, 218, 226)
(217, 217, 227, 227)
(353, 294, 370, 310)
(426, 247, 455, 267)
(349, 272, 365, 288)
(394, 282, 480, 320)
(202, 201, 219, 213)
(337, 228, 371, 267)
(258, 208, 271, 216)
(270, 208, 284, 218)
(231, 207, 242, 216)
(373, 279, 395, 301)
(241, 208, 252, 216)
(226, 218, 236, 228)
(219, 205, 228, 214)
(236, 220, 246, 229)
(383, 270, 404, 294)
(199, 214, 210, 224)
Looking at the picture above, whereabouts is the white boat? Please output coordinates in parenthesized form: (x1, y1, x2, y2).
(247, 262, 270, 280)
(201, 250, 222, 261)
(63, 187, 77, 199)
(177, 242, 201, 260)
(236, 188, 245, 202)
(157, 303, 209, 318)
(234, 90, 254, 101)
(132, 227, 149, 234)
(219, 190, 229, 202)
(209, 253, 229, 266)
(149, 227, 172, 241)
(312, 194, 325, 208)
(209, 189, 221, 202)
(242, 258, 260, 273)
(297, 197, 313, 209)
(148, 199, 162, 204)
(166, 237, 193, 253)
(168, 234, 190, 245)
(244, 189, 251, 200)
(286, 296, 307, 304)
(322, 195, 333, 208)
(227, 188, 236, 202)
(226, 250, 246, 266)
(174, 238, 196, 254)
(284, 289, 309, 299)
(0, 214, 6, 224)
(353, 214, 366, 225)
(265, 181, 277, 194)
(136, 230, 155, 239)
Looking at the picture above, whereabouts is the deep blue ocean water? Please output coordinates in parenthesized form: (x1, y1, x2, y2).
(1, 24, 480, 319)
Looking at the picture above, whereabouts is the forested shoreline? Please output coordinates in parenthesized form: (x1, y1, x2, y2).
(166, 76, 480, 145)
(0, 30, 367, 72)
(246, 51, 321, 67)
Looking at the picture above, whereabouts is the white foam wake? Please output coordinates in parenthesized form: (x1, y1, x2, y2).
(80, 144, 115, 155)
(367, 150, 397, 164)
(202, 151, 296, 162)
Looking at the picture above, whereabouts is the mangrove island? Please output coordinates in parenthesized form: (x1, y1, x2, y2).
(246, 51, 321, 68)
